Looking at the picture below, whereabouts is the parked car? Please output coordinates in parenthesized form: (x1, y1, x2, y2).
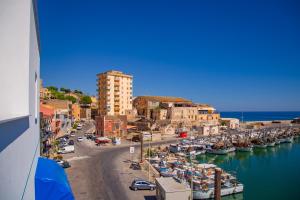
(58, 145, 75, 154)
(56, 160, 71, 168)
(130, 162, 141, 170)
(68, 140, 74, 145)
(130, 179, 156, 191)
(132, 135, 140, 142)
(77, 137, 84, 142)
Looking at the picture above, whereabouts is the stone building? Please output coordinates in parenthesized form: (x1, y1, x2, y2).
(133, 96, 192, 119)
(133, 96, 220, 127)
(95, 115, 127, 137)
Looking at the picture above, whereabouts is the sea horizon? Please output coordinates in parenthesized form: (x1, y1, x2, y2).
(220, 111, 300, 122)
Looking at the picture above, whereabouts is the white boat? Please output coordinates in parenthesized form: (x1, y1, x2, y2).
(193, 183, 244, 199)
(236, 146, 253, 152)
(206, 147, 236, 155)
(253, 144, 267, 148)
(284, 137, 293, 143)
(266, 142, 276, 147)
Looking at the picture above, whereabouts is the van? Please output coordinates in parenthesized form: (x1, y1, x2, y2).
(58, 145, 75, 154)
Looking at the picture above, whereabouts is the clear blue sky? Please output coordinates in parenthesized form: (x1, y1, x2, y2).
(38, 0, 300, 111)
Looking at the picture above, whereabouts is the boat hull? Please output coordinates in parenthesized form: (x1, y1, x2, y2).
(253, 144, 267, 148)
(193, 184, 244, 199)
(236, 147, 253, 152)
(206, 147, 236, 155)
(267, 142, 276, 147)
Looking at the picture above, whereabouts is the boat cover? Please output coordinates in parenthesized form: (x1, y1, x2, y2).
(35, 157, 74, 200)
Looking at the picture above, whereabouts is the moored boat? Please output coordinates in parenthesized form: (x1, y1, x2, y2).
(253, 144, 267, 148)
(193, 181, 244, 199)
(236, 146, 253, 152)
(266, 142, 276, 147)
(207, 147, 236, 155)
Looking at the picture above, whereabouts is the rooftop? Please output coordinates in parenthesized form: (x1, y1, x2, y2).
(156, 177, 190, 193)
(97, 70, 133, 78)
(136, 96, 192, 103)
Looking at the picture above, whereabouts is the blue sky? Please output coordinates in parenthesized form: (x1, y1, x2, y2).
(38, 0, 300, 111)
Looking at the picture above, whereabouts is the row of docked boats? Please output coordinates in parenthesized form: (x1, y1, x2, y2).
(150, 155, 244, 199)
(169, 127, 300, 155)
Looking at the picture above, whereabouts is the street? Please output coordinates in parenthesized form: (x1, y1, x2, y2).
(63, 121, 179, 200)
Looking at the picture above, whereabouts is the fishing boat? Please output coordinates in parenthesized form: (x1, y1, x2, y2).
(283, 136, 293, 143)
(193, 179, 244, 199)
(236, 146, 253, 152)
(234, 140, 253, 152)
(206, 141, 236, 155)
(206, 147, 236, 155)
(275, 139, 281, 145)
(264, 137, 276, 147)
(251, 139, 267, 148)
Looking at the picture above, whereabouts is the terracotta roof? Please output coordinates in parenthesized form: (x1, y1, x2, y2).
(137, 96, 192, 103)
(40, 103, 54, 117)
(43, 99, 71, 110)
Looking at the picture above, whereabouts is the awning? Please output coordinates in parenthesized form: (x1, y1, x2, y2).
(127, 125, 137, 129)
(35, 157, 74, 200)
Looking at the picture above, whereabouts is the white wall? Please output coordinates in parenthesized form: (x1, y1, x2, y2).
(0, 0, 40, 200)
(0, 0, 32, 122)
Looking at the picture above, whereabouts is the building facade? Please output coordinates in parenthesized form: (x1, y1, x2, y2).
(97, 70, 133, 116)
(0, 0, 40, 199)
(221, 118, 240, 129)
(133, 96, 220, 127)
(95, 115, 127, 138)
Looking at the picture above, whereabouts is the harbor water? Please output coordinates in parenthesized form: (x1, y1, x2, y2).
(220, 111, 300, 122)
(197, 137, 300, 200)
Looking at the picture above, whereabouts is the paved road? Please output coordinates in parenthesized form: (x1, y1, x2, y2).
(64, 122, 179, 200)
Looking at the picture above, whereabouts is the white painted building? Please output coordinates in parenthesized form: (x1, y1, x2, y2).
(0, 0, 40, 199)
(221, 118, 240, 129)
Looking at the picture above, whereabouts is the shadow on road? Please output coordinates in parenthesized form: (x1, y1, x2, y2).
(144, 195, 156, 200)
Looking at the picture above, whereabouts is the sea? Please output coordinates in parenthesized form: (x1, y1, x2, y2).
(196, 111, 300, 200)
(220, 111, 300, 122)
(197, 137, 300, 200)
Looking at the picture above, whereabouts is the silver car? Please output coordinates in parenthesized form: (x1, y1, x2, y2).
(130, 179, 156, 191)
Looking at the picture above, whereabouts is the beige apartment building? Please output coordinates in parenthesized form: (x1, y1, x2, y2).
(97, 70, 133, 115)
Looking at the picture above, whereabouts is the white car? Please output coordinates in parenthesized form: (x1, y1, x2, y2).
(58, 145, 75, 154)
(77, 137, 83, 142)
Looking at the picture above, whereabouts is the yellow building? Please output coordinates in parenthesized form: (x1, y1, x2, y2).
(97, 70, 133, 116)
(72, 103, 81, 121)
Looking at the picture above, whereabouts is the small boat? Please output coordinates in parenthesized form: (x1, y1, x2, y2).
(207, 147, 236, 155)
(253, 144, 267, 148)
(284, 137, 293, 143)
(266, 142, 276, 147)
(251, 138, 267, 148)
(236, 146, 253, 152)
(193, 180, 244, 199)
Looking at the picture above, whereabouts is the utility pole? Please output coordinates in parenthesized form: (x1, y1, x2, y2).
(148, 134, 151, 181)
(214, 168, 221, 200)
(140, 132, 144, 163)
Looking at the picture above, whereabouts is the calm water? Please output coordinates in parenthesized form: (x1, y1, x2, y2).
(197, 137, 300, 200)
(220, 111, 300, 122)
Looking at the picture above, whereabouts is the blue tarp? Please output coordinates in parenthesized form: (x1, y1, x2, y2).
(35, 157, 74, 200)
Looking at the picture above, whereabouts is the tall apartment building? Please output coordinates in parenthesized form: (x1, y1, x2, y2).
(0, 0, 40, 199)
(97, 70, 133, 116)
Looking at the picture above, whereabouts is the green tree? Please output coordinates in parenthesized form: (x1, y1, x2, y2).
(47, 86, 58, 92)
(60, 87, 71, 93)
(74, 89, 83, 94)
(80, 96, 92, 105)
(65, 95, 77, 104)
(55, 92, 66, 100)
